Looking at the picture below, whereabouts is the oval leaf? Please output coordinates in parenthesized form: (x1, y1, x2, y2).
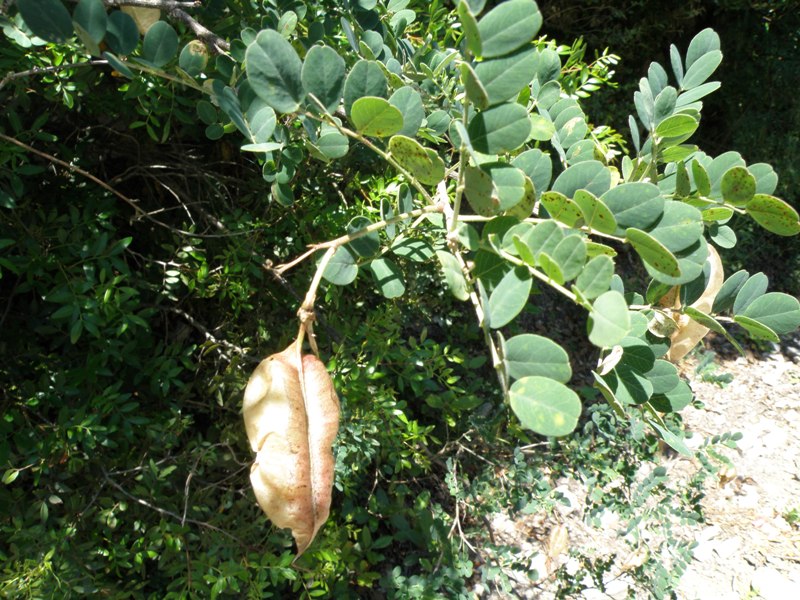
(488, 266, 532, 328)
(350, 97, 404, 137)
(477, 0, 542, 59)
(301, 45, 346, 113)
(17, 0, 73, 42)
(588, 290, 631, 348)
(745, 194, 800, 236)
(142, 20, 178, 68)
(389, 135, 445, 186)
(246, 29, 304, 113)
(509, 376, 581, 437)
(468, 102, 531, 154)
(504, 334, 572, 382)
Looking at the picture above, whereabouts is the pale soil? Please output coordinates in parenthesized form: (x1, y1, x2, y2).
(476, 335, 800, 599)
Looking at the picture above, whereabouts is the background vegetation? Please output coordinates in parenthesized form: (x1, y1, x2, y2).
(1, 0, 797, 598)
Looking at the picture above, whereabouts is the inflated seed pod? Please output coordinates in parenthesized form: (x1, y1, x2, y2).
(243, 344, 340, 558)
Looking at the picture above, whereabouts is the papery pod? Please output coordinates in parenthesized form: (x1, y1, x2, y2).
(120, 6, 161, 34)
(243, 343, 340, 558)
(667, 245, 724, 362)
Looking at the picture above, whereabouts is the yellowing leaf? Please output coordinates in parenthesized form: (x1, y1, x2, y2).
(243, 343, 340, 558)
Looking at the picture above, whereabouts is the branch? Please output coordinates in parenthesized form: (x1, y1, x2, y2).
(97, 0, 201, 8)
(0, 60, 107, 93)
(165, 307, 257, 363)
(168, 7, 230, 53)
(0, 132, 147, 219)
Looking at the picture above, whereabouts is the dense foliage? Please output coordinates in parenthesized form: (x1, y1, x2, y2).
(1, 0, 798, 598)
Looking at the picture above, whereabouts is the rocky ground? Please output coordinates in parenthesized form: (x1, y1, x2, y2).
(477, 334, 800, 599)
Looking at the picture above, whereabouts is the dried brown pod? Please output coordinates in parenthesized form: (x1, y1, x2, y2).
(667, 245, 724, 362)
(243, 343, 340, 558)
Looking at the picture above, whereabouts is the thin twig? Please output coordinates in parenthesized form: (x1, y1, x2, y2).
(165, 306, 254, 362)
(0, 60, 107, 92)
(0, 132, 147, 219)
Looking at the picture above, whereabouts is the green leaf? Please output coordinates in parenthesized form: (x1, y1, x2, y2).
(512, 149, 552, 197)
(511, 220, 564, 261)
(142, 21, 178, 68)
(538, 252, 565, 284)
(701, 207, 734, 222)
(509, 376, 581, 437)
(346, 216, 380, 258)
(475, 47, 536, 106)
(17, 0, 73, 42)
(436, 250, 469, 301)
(246, 29, 304, 113)
(655, 114, 698, 138)
(573, 256, 612, 302)
(588, 290, 631, 347)
(692, 160, 711, 196)
(179, 41, 209, 76)
(350, 97, 404, 137)
(528, 114, 556, 142)
(552, 160, 611, 199)
(488, 267, 532, 328)
(105, 11, 139, 55)
(388, 87, 424, 137)
(551, 235, 586, 282)
(686, 28, 721, 69)
(741, 292, 800, 335)
(369, 258, 405, 299)
(1, 469, 19, 484)
(343, 60, 388, 116)
(322, 247, 358, 285)
(271, 181, 294, 206)
(460, 63, 489, 110)
(212, 81, 248, 137)
(733, 272, 768, 314)
(650, 380, 693, 413)
(573, 189, 617, 234)
(645, 360, 681, 395)
(74, 0, 107, 44)
(606, 365, 653, 405)
(468, 102, 531, 154)
(316, 131, 349, 160)
(601, 183, 664, 235)
(733, 315, 779, 342)
(681, 50, 722, 90)
(241, 142, 283, 153)
(745, 194, 800, 236)
(720, 166, 756, 206)
(749, 163, 778, 195)
(457, 0, 482, 57)
(504, 176, 537, 219)
(485, 163, 527, 212)
(301, 45, 346, 113)
(644, 413, 693, 456)
(649, 201, 703, 253)
(477, 0, 541, 58)
(540, 192, 583, 227)
(388, 135, 445, 186)
(712, 270, 749, 313)
(684, 306, 746, 356)
(391, 236, 434, 262)
(103, 51, 133, 78)
(504, 334, 572, 382)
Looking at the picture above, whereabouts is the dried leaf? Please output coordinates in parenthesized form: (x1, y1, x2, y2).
(243, 343, 340, 558)
(668, 245, 724, 362)
(120, 6, 160, 34)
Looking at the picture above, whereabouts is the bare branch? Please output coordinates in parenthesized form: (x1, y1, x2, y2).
(95, 0, 201, 9)
(168, 7, 230, 53)
(165, 307, 257, 363)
